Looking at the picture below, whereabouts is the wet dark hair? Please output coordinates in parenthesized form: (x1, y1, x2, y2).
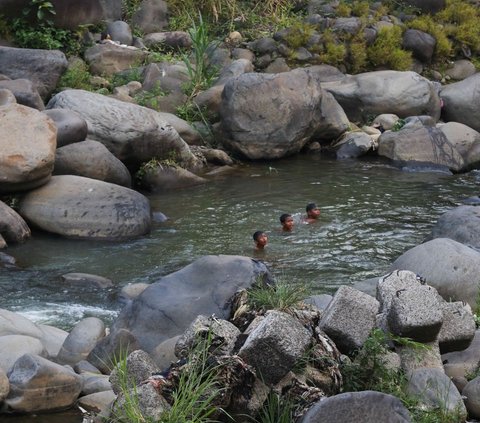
(280, 213, 291, 223)
(253, 231, 265, 241)
(306, 203, 317, 212)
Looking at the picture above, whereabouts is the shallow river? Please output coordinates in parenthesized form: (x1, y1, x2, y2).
(1, 154, 480, 422)
(2, 155, 479, 332)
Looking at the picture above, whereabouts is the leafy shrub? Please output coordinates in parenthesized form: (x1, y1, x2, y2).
(336, 2, 352, 17)
(367, 26, 412, 70)
(319, 30, 347, 66)
(348, 35, 368, 73)
(283, 21, 315, 50)
(57, 60, 92, 90)
(181, 14, 218, 99)
(351, 1, 371, 17)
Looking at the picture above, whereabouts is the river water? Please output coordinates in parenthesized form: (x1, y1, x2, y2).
(2, 155, 479, 332)
(1, 154, 479, 422)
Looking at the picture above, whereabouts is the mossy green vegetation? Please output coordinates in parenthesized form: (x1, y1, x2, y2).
(367, 26, 413, 70)
(247, 278, 311, 312)
(342, 329, 464, 423)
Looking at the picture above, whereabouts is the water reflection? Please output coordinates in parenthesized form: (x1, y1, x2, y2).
(1, 156, 479, 329)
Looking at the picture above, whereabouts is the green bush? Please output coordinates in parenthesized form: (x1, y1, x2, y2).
(57, 60, 92, 90)
(367, 26, 412, 70)
(283, 21, 315, 50)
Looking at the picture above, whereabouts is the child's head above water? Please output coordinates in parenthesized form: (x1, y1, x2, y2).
(253, 230, 268, 249)
(305, 203, 320, 220)
(280, 213, 294, 232)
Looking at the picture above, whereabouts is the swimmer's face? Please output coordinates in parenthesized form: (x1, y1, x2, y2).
(283, 216, 294, 231)
(256, 233, 268, 248)
(307, 207, 320, 219)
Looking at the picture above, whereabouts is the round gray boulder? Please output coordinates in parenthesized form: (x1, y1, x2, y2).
(18, 175, 151, 240)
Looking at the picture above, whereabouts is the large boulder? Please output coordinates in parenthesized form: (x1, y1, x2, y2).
(0, 79, 44, 110)
(54, 140, 132, 187)
(300, 391, 412, 422)
(441, 73, 480, 133)
(438, 121, 480, 170)
(0, 0, 122, 29)
(389, 238, 480, 311)
(0, 47, 67, 100)
(18, 175, 151, 240)
(377, 118, 465, 172)
(43, 108, 88, 147)
(47, 89, 199, 169)
(321, 71, 441, 123)
(84, 43, 148, 77)
(131, 0, 168, 34)
(219, 68, 346, 159)
(5, 354, 83, 413)
(110, 255, 272, 353)
(0, 103, 56, 194)
(428, 206, 480, 250)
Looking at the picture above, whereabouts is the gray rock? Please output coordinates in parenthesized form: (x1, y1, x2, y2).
(445, 59, 476, 81)
(220, 69, 346, 159)
(0, 87, 16, 106)
(57, 317, 106, 366)
(402, 29, 436, 63)
(397, 340, 443, 372)
(144, 31, 192, 50)
(429, 205, 480, 250)
(304, 294, 333, 312)
(378, 124, 465, 173)
(87, 328, 140, 374)
(47, 89, 199, 169)
(140, 164, 206, 192)
(0, 46, 67, 99)
(112, 382, 170, 421)
(443, 330, 480, 379)
(0, 335, 46, 372)
(334, 131, 374, 159)
(43, 108, 88, 147)
(6, 353, 83, 413)
(407, 368, 466, 419)
(77, 390, 116, 414)
(0, 201, 31, 247)
(0, 309, 43, 339)
(0, 79, 44, 110)
(322, 70, 441, 123)
(462, 376, 480, 419)
(438, 301, 475, 353)
(376, 270, 421, 313)
(438, 121, 480, 170)
(387, 284, 443, 342)
(389, 238, 480, 311)
(80, 373, 112, 395)
(300, 390, 412, 422)
(131, 0, 168, 34)
(213, 58, 254, 86)
(0, 366, 8, 401)
(37, 324, 68, 358)
(84, 43, 148, 77)
(111, 255, 272, 353)
(18, 175, 151, 240)
(106, 20, 133, 46)
(54, 140, 132, 187)
(109, 350, 159, 394)
(239, 310, 311, 385)
(319, 285, 379, 353)
(441, 73, 480, 133)
(175, 315, 241, 359)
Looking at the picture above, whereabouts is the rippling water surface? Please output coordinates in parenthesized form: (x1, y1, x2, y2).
(1, 155, 479, 332)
